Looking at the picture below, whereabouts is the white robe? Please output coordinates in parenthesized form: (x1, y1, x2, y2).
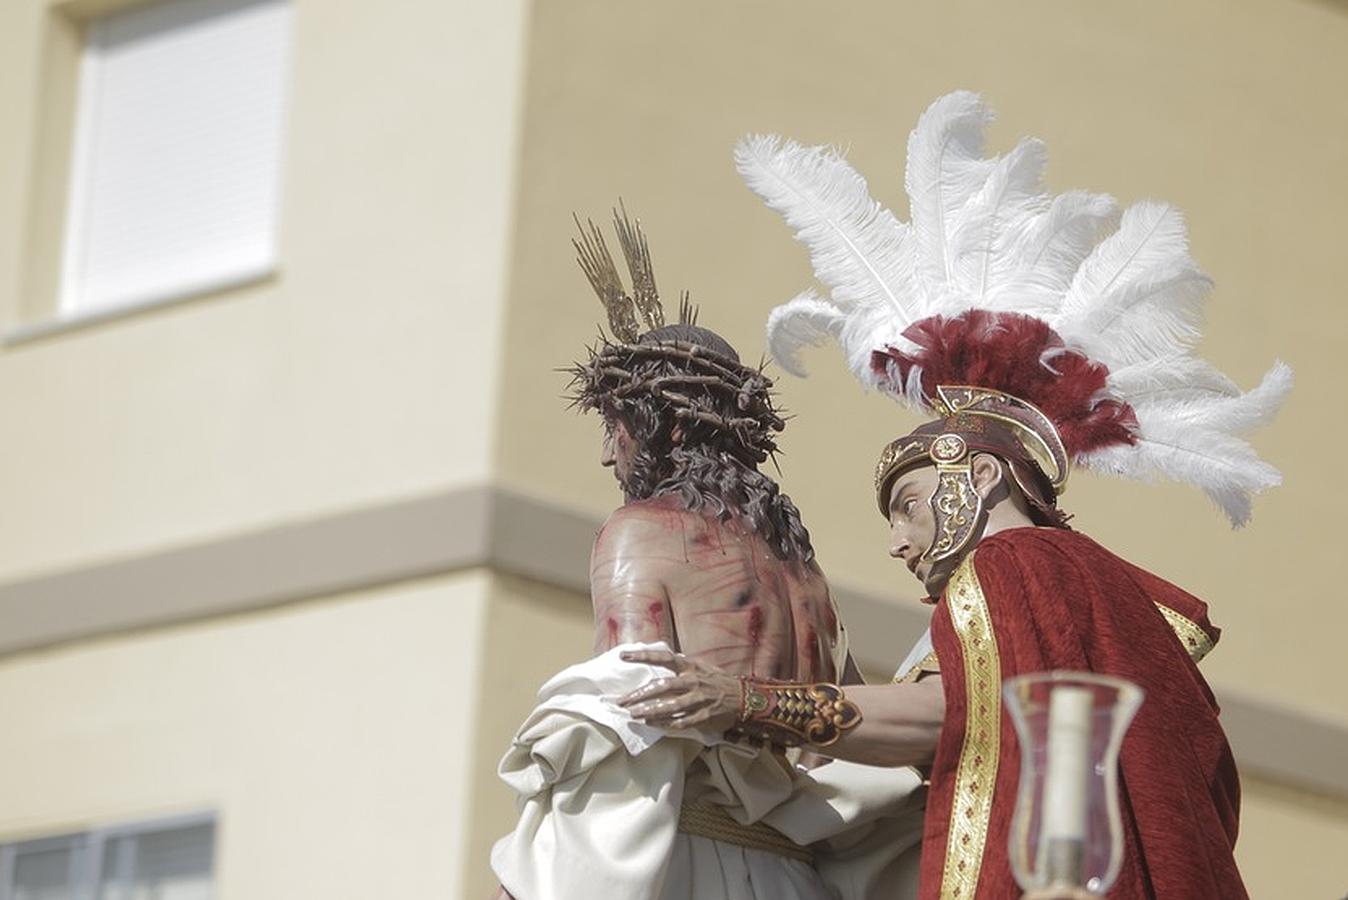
(491, 643, 927, 900)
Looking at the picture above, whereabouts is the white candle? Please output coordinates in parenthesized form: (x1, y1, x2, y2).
(1042, 685, 1093, 843)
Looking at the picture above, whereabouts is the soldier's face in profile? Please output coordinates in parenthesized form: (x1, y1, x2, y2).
(887, 466, 940, 586)
(600, 416, 638, 488)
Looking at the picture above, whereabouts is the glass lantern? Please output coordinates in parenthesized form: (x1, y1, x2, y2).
(1002, 672, 1144, 896)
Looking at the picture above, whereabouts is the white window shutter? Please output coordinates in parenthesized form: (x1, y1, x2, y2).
(8, 839, 79, 900)
(99, 823, 214, 900)
(61, 0, 293, 314)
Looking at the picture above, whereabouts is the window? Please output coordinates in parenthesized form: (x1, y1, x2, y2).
(59, 0, 293, 316)
(0, 815, 215, 900)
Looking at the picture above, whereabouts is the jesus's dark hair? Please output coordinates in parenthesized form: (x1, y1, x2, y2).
(597, 324, 815, 563)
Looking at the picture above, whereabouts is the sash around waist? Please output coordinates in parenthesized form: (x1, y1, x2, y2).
(677, 799, 814, 864)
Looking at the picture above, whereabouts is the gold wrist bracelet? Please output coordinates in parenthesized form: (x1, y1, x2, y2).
(733, 678, 862, 747)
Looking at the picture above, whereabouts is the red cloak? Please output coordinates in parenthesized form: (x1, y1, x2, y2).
(918, 528, 1246, 899)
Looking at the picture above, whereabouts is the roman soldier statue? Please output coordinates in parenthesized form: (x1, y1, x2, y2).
(623, 92, 1289, 899)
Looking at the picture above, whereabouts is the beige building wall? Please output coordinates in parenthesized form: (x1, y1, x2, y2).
(0, 0, 529, 583)
(0, 570, 490, 900)
(0, 0, 533, 896)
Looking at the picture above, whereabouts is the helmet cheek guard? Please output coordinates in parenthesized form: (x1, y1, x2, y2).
(873, 431, 986, 568)
(922, 433, 984, 565)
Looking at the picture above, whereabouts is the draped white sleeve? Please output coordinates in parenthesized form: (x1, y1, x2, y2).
(490, 643, 926, 900)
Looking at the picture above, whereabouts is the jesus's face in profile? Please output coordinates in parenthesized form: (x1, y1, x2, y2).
(599, 415, 639, 491)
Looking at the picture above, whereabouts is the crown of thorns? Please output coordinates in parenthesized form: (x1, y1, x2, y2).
(567, 205, 786, 464)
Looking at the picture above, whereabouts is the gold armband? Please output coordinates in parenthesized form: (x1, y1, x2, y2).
(731, 679, 862, 747)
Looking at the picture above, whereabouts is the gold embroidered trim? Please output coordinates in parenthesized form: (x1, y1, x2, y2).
(1155, 603, 1215, 663)
(892, 649, 941, 684)
(938, 554, 1001, 899)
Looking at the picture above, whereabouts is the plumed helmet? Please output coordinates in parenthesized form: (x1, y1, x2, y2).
(740, 91, 1291, 537)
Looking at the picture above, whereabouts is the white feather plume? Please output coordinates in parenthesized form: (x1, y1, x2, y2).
(742, 91, 1291, 524)
(989, 190, 1120, 315)
(904, 91, 997, 289)
(1106, 355, 1241, 403)
(1082, 415, 1283, 526)
(736, 135, 914, 318)
(944, 137, 1049, 307)
(1056, 202, 1210, 368)
(1151, 360, 1293, 434)
(1125, 364, 1291, 440)
(765, 290, 847, 377)
(737, 134, 916, 384)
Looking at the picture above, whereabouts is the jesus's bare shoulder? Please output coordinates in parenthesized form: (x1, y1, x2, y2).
(590, 496, 840, 682)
